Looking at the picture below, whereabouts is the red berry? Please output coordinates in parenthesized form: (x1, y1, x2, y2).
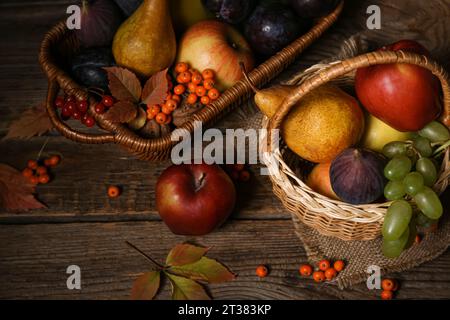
(107, 185, 121, 198)
(72, 110, 82, 120)
(94, 103, 105, 114)
(102, 95, 114, 107)
(38, 174, 50, 185)
(84, 116, 95, 128)
(65, 95, 76, 103)
(48, 155, 61, 167)
(77, 100, 88, 113)
(55, 96, 65, 108)
(22, 168, 33, 178)
(29, 176, 39, 185)
(36, 166, 47, 176)
(27, 160, 38, 170)
(81, 113, 89, 123)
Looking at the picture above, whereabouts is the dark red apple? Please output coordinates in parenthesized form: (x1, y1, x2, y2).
(355, 40, 441, 132)
(156, 164, 236, 235)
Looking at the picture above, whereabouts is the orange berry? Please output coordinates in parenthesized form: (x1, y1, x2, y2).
(164, 115, 172, 125)
(107, 185, 121, 198)
(165, 99, 178, 111)
(175, 62, 189, 74)
(324, 268, 337, 281)
(44, 159, 52, 167)
(381, 279, 397, 292)
(187, 93, 198, 105)
(312, 271, 325, 283)
(208, 88, 220, 100)
(149, 104, 161, 114)
(196, 86, 207, 97)
(36, 166, 47, 176)
(188, 68, 196, 74)
(191, 72, 203, 85)
(156, 112, 168, 124)
(29, 175, 39, 185)
(255, 265, 268, 278)
(177, 71, 192, 84)
(166, 93, 172, 101)
(333, 260, 345, 272)
(318, 260, 330, 271)
(381, 290, 393, 300)
(200, 96, 211, 105)
(187, 82, 198, 92)
(38, 174, 50, 185)
(174, 84, 186, 95)
(299, 264, 313, 277)
(415, 234, 421, 244)
(49, 155, 61, 167)
(22, 168, 33, 178)
(27, 159, 38, 170)
(204, 79, 215, 90)
(171, 94, 181, 103)
(239, 170, 251, 182)
(162, 104, 172, 115)
(202, 69, 215, 80)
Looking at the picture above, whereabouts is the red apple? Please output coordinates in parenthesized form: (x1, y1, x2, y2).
(355, 40, 441, 132)
(156, 164, 236, 236)
(176, 20, 254, 91)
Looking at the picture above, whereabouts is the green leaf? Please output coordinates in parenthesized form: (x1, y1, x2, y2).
(166, 273, 210, 300)
(166, 243, 209, 267)
(130, 271, 160, 300)
(168, 257, 236, 284)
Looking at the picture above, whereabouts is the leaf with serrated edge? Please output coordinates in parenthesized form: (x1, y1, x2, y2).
(141, 68, 169, 106)
(3, 103, 53, 140)
(0, 163, 46, 212)
(168, 257, 236, 284)
(166, 243, 209, 267)
(104, 67, 142, 103)
(131, 271, 160, 300)
(104, 101, 138, 123)
(166, 273, 210, 300)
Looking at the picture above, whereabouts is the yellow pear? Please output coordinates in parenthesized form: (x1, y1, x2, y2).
(112, 0, 176, 77)
(361, 113, 412, 152)
(255, 85, 365, 163)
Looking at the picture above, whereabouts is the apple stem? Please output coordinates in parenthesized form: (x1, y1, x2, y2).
(195, 173, 206, 192)
(240, 62, 259, 93)
(126, 241, 165, 270)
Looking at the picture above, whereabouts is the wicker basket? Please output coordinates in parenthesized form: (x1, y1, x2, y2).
(261, 50, 450, 241)
(38, 2, 343, 161)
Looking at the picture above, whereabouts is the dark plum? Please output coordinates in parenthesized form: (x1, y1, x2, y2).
(290, 0, 338, 19)
(244, 3, 309, 56)
(202, 0, 256, 24)
(71, 47, 116, 91)
(112, 0, 143, 17)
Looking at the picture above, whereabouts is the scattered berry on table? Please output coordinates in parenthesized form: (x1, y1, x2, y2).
(27, 160, 38, 170)
(312, 271, 325, 283)
(333, 260, 345, 272)
(381, 290, 393, 300)
(107, 185, 121, 198)
(318, 259, 331, 271)
(38, 174, 50, 185)
(36, 166, 47, 176)
(22, 168, 33, 178)
(381, 279, 397, 292)
(299, 264, 313, 277)
(324, 268, 337, 281)
(256, 265, 269, 278)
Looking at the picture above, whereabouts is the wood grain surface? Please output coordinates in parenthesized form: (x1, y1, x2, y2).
(0, 0, 449, 300)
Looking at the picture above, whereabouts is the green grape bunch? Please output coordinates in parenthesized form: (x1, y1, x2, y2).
(381, 121, 450, 259)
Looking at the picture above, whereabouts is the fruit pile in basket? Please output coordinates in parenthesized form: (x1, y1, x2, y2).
(255, 39, 450, 258)
(60, 0, 339, 136)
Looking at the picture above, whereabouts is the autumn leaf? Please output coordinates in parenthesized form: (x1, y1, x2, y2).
(131, 271, 161, 300)
(166, 273, 211, 300)
(0, 163, 46, 212)
(3, 103, 53, 140)
(104, 67, 142, 103)
(168, 257, 236, 284)
(141, 69, 169, 106)
(104, 101, 138, 123)
(166, 243, 209, 267)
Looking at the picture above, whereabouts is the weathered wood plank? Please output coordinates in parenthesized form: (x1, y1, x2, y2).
(0, 137, 288, 223)
(1, 220, 449, 300)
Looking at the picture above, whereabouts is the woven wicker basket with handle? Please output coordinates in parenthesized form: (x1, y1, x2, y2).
(38, 2, 343, 161)
(261, 50, 450, 241)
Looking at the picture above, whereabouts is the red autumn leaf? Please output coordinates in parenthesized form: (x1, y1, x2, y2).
(0, 163, 46, 212)
(3, 103, 53, 140)
(103, 101, 138, 123)
(141, 69, 169, 106)
(104, 67, 142, 103)
(166, 243, 209, 267)
(169, 257, 236, 284)
(131, 271, 161, 300)
(166, 273, 211, 300)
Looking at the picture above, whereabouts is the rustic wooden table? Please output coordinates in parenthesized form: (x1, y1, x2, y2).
(0, 0, 449, 300)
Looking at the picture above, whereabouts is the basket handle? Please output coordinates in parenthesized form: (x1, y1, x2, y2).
(266, 50, 450, 153)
